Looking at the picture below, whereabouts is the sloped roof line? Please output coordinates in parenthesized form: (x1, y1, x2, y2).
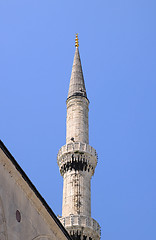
(0, 140, 72, 240)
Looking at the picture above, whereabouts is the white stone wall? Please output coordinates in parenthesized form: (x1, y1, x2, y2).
(0, 149, 70, 240)
(66, 96, 89, 144)
(62, 170, 91, 217)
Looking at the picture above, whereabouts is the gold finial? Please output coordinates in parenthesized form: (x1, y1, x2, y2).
(75, 33, 79, 48)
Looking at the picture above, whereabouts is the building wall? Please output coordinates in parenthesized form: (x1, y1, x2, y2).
(0, 147, 70, 240)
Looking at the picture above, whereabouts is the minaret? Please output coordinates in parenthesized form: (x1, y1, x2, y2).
(57, 34, 100, 240)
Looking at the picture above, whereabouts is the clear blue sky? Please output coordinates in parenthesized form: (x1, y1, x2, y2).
(0, 1, 156, 240)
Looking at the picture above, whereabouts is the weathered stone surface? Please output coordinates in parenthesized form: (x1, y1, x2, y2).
(57, 46, 101, 239)
(0, 146, 71, 240)
(62, 170, 91, 217)
(59, 215, 101, 240)
(67, 47, 87, 100)
(66, 96, 89, 144)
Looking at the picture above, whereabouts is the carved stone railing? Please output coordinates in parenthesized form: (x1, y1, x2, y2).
(57, 142, 97, 159)
(57, 143, 98, 176)
(59, 215, 101, 237)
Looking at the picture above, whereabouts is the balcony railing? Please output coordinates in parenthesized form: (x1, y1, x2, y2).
(59, 215, 101, 237)
(58, 142, 97, 159)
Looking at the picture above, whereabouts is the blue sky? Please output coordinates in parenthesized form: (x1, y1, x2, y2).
(0, 1, 156, 239)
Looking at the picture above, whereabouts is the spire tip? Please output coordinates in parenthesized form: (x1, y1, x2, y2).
(75, 33, 79, 48)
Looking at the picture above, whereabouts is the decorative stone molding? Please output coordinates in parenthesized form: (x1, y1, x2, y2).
(57, 143, 97, 176)
(58, 142, 97, 158)
(59, 215, 101, 239)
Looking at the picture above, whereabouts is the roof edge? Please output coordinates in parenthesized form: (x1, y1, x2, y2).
(0, 140, 72, 240)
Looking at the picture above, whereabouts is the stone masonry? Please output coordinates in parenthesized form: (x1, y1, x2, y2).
(0, 140, 72, 240)
(57, 37, 100, 240)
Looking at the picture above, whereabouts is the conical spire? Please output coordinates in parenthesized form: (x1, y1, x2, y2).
(67, 35, 87, 100)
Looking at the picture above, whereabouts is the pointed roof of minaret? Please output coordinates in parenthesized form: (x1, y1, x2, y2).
(67, 34, 87, 100)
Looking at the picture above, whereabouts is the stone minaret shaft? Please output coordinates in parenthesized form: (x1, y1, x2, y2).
(57, 35, 100, 240)
(66, 46, 89, 145)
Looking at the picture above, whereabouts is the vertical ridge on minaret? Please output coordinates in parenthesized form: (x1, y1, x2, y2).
(57, 35, 101, 240)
